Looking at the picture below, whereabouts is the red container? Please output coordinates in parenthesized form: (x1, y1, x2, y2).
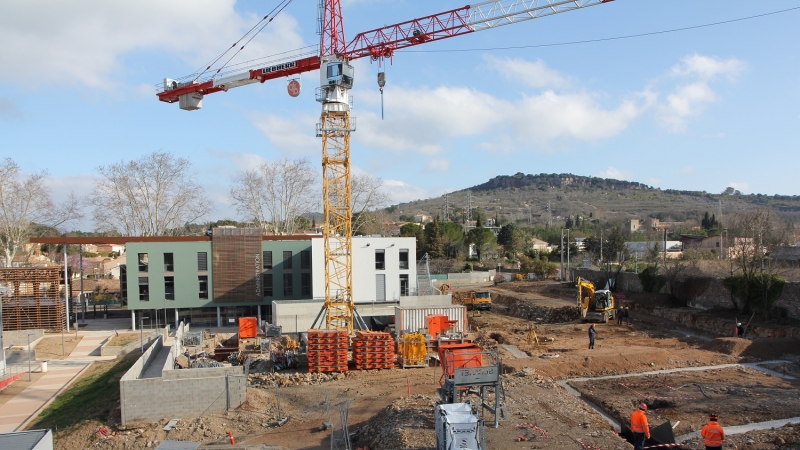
(238, 316, 258, 339)
(438, 343, 483, 377)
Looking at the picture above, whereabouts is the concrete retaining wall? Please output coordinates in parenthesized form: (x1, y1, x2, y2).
(101, 331, 158, 357)
(436, 270, 496, 286)
(2, 329, 45, 347)
(120, 323, 246, 425)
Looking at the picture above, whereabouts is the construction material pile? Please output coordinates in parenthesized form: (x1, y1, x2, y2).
(352, 331, 395, 370)
(307, 329, 348, 373)
(352, 395, 438, 450)
(492, 293, 579, 323)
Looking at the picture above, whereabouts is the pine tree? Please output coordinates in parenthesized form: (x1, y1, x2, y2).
(425, 216, 445, 258)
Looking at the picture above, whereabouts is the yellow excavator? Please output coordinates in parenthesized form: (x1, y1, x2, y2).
(576, 277, 615, 323)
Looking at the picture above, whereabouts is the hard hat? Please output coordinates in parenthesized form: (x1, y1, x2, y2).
(737, 323, 742, 326)
(639, 403, 647, 410)
(709, 413, 719, 421)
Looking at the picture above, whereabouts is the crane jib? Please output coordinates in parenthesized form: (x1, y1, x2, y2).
(261, 61, 297, 74)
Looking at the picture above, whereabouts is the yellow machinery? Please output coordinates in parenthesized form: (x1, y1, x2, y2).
(576, 277, 615, 323)
(399, 332, 428, 368)
(464, 291, 492, 311)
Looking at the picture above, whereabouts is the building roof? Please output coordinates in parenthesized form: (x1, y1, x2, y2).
(0, 429, 51, 450)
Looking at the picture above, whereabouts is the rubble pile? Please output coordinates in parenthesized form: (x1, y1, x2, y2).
(352, 395, 438, 450)
(248, 371, 346, 387)
(493, 293, 580, 323)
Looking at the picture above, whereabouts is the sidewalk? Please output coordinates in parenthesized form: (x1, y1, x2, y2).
(0, 321, 130, 433)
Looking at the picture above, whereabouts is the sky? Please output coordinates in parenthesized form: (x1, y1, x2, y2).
(2, 0, 800, 231)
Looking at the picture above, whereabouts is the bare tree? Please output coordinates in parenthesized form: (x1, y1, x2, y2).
(351, 173, 391, 235)
(230, 158, 319, 235)
(0, 158, 82, 266)
(91, 152, 210, 236)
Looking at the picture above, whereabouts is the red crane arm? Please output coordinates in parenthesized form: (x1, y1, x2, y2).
(342, 6, 473, 61)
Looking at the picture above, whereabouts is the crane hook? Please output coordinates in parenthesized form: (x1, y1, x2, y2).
(377, 71, 386, 120)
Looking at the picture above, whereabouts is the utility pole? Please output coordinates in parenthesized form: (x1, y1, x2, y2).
(444, 193, 449, 221)
(467, 191, 472, 230)
(600, 229, 603, 263)
(663, 228, 667, 264)
(560, 228, 564, 281)
(566, 228, 571, 282)
(80, 244, 84, 323)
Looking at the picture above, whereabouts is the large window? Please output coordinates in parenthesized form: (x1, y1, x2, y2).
(198, 276, 208, 299)
(283, 273, 293, 296)
(375, 249, 385, 270)
(197, 252, 208, 271)
(283, 251, 293, 269)
(138, 253, 148, 272)
(165, 276, 175, 300)
(263, 251, 272, 270)
(301, 273, 311, 296)
(301, 250, 311, 269)
(399, 250, 409, 270)
(263, 274, 273, 297)
(164, 253, 174, 272)
(138, 277, 149, 301)
(400, 274, 409, 296)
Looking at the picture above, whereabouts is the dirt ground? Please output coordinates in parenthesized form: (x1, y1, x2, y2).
(38, 280, 800, 449)
(33, 335, 83, 360)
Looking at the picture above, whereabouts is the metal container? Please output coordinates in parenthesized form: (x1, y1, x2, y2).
(395, 305, 466, 338)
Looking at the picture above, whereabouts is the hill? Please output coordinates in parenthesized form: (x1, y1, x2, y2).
(390, 173, 800, 232)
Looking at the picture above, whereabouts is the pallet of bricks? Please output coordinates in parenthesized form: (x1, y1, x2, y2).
(307, 329, 349, 373)
(353, 331, 395, 370)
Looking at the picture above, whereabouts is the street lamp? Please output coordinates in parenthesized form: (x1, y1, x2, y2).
(140, 316, 149, 353)
(27, 333, 35, 381)
(0, 286, 8, 377)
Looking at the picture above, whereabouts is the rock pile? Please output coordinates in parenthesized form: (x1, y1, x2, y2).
(353, 395, 438, 450)
(493, 293, 580, 323)
(249, 371, 346, 387)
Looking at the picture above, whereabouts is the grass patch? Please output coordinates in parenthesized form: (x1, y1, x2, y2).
(107, 332, 141, 347)
(28, 351, 139, 431)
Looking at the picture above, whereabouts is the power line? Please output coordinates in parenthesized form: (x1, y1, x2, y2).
(400, 6, 800, 54)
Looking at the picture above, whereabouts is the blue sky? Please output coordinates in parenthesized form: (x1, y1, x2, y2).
(2, 0, 799, 230)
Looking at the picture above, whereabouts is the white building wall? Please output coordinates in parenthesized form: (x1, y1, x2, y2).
(312, 236, 416, 303)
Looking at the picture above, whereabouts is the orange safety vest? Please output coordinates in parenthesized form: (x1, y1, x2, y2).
(701, 421, 724, 446)
(630, 410, 649, 437)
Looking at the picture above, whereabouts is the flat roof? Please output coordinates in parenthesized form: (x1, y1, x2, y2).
(30, 235, 320, 245)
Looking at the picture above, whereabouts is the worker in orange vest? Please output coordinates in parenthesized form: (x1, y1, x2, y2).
(630, 403, 650, 450)
(701, 413, 725, 449)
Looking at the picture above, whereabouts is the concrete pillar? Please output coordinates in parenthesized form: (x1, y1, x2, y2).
(217, 307, 221, 328)
(132, 311, 137, 331)
(257, 305, 262, 325)
(174, 308, 179, 330)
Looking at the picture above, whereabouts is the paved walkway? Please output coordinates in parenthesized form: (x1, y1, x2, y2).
(0, 321, 129, 433)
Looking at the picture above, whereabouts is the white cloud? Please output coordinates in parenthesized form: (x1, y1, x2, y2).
(0, 1, 306, 89)
(595, 166, 633, 180)
(206, 149, 268, 173)
(671, 54, 746, 81)
(249, 111, 320, 157)
(382, 179, 430, 203)
(426, 159, 451, 172)
(680, 166, 694, 174)
(728, 182, 749, 192)
(485, 56, 571, 89)
(0, 97, 22, 120)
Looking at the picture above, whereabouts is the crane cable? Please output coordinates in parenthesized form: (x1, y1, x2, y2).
(399, 5, 800, 54)
(193, 0, 297, 82)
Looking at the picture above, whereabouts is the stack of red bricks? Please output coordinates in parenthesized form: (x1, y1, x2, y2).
(307, 330, 349, 373)
(353, 331, 395, 370)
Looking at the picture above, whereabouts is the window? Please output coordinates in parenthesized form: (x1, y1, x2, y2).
(375, 274, 386, 301)
(375, 249, 385, 270)
(138, 277, 149, 301)
(138, 253, 148, 272)
(283, 273, 293, 296)
(399, 250, 409, 269)
(301, 250, 311, 269)
(283, 251, 293, 269)
(165, 276, 175, 300)
(164, 253, 174, 272)
(263, 274, 273, 297)
(263, 251, 273, 270)
(400, 274, 409, 296)
(197, 252, 208, 271)
(120, 266, 128, 303)
(301, 273, 311, 296)
(198, 276, 208, 299)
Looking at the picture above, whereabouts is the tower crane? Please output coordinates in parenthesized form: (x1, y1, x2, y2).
(157, 0, 615, 333)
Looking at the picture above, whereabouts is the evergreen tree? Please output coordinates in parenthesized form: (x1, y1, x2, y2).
(425, 216, 445, 258)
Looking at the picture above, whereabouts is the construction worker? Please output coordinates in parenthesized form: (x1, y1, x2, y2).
(623, 306, 630, 325)
(617, 305, 624, 325)
(631, 403, 650, 450)
(701, 413, 724, 449)
(735, 322, 745, 338)
(588, 324, 596, 349)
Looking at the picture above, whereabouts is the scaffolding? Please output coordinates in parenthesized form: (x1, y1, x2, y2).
(0, 268, 69, 332)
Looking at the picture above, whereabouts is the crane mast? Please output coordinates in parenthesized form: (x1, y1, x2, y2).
(156, 0, 615, 333)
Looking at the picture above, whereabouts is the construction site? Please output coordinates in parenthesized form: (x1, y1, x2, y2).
(21, 277, 795, 450)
